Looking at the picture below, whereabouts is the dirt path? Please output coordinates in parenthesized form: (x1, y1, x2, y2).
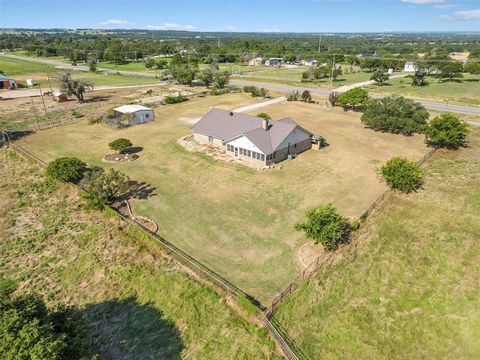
(333, 73, 409, 93)
(232, 97, 286, 113)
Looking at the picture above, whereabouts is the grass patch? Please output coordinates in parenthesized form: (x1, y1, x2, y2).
(367, 74, 480, 105)
(0, 148, 280, 359)
(0, 56, 56, 76)
(16, 94, 429, 303)
(272, 127, 480, 359)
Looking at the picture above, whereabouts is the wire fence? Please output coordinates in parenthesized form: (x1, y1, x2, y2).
(7, 141, 302, 360)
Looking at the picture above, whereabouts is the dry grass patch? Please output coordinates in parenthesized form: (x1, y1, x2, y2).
(15, 95, 429, 303)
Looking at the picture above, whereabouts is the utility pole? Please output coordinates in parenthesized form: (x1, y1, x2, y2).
(46, 73, 53, 95)
(318, 34, 322, 52)
(330, 54, 336, 89)
(30, 97, 40, 130)
(152, 30, 155, 42)
(217, 35, 220, 48)
(36, 84, 48, 115)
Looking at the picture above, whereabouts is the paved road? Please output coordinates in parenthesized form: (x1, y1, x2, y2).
(231, 79, 480, 116)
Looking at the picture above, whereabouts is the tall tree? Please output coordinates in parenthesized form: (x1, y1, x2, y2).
(55, 72, 93, 103)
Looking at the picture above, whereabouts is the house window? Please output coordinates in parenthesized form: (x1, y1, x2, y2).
(247, 150, 251, 157)
(257, 153, 261, 160)
(145, 113, 149, 118)
(261, 154, 265, 161)
(240, 148, 244, 155)
(208, 136, 213, 142)
(227, 144, 231, 151)
(294, 143, 297, 148)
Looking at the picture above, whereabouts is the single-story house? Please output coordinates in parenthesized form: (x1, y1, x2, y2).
(248, 57, 263, 66)
(112, 104, 155, 125)
(303, 59, 318, 66)
(192, 108, 313, 166)
(0, 74, 16, 90)
(265, 58, 283, 67)
(53, 90, 68, 102)
(404, 61, 418, 73)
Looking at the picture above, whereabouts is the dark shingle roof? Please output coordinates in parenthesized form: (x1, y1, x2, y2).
(192, 108, 312, 154)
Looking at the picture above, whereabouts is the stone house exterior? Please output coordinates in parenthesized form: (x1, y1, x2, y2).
(192, 108, 313, 167)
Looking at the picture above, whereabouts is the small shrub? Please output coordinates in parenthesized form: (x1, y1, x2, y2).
(337, 88, 369, 111)
(87, 116, 103, 125)
(380, 157, 423, 193)
(329, 92, 340, 106)
(210, 86, 229, 96)
(425, 113, 469, 149)
(287, 90, 299, 101)
(295, 203, 349, 251)
(257, 112, 271, 120)
(71, 110, 84, 118)
(163, 94, 188, 104)
(46, 157, 86, 182)
(108, 138, 132, 153)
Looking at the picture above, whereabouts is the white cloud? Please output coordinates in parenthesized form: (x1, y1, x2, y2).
(433, 4, 457, 9)
(261, 27, 282, 32)
(441, 9, 480, 20)
(146, 23, 197, 31)
(453, 9, 480, 20)
(99, 19, 132, 26)
(225, 26, 237, 31)
(401, 0, 444, 4)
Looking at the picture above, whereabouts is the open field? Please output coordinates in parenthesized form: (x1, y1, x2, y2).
(0, 56, 56, 76)
(273, 128, 480, 359)
(15, 93, 429, 302)
(0, 149, 279, 359)
(367, 74, 480, 105)
(233, 66, 373, 89)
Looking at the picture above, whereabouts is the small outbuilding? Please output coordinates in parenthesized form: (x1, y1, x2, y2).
(112, 105, 155, 125)
(53, 90, 68, 102)
(404, 61, 418, 73)
(0, 74, 16, 90)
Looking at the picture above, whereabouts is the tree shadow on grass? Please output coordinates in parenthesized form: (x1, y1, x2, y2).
(119, 181, 156, 201)
(124, 146, 143, 154)
(83, 297, 183, 360)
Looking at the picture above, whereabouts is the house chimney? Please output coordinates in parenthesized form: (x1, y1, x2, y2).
(229, 111, 234, 116)
(262, 119, 269, 130)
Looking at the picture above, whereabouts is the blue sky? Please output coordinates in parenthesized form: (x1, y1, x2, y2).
(1, 0, 479, 32)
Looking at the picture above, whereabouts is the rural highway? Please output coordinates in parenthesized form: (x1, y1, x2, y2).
(3, 54, 480, 116)
(231, 80, 480, 116)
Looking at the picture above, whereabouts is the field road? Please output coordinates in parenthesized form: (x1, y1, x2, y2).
(231, 79, 480, 116)
(3, 54, 480, 116)
(333, 73, 409, 92)
(233, 96, 286, 113)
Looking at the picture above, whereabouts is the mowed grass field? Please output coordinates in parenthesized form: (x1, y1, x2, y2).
(17, 93, 429, 302)
(367, 74, 480, 105)
(233, 66, 372, 89)
(0, 150, 279, 359)
(273, 128, 480, 359)
(0, 55, 56, 76)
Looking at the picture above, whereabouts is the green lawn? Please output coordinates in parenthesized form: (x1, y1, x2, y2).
(0, 149, 280, 359)
(39, 71, 163, 87)
(233, 66, 372, 89)
(0, 56, 56, 76)
(367, 74, 480, 105)
(98, 61, 158, 73)
(16, 94, 429, 303)
(273, 127, 480, 359)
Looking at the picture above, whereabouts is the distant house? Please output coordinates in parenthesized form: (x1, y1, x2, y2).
(404, 61, 418, 73)
(248, 57, 263, 66)
(112, 105, 155, 126)
(53, 90, 68, 102)
(303, 59, 318, 66)
(192, 108, 313, 166)
(265, 58, 283, 67)
(0, 74, 16, 90)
